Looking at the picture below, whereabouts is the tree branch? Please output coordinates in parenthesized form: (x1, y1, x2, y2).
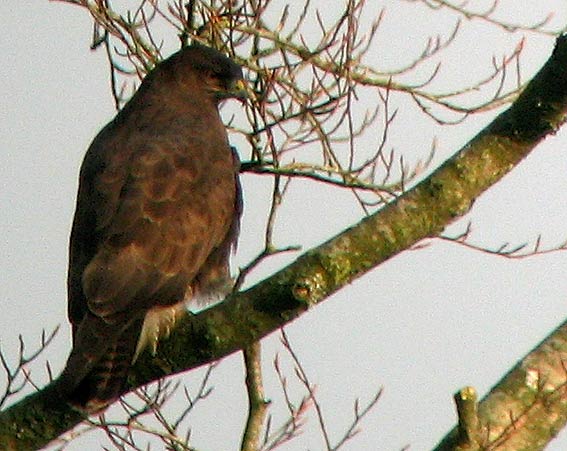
(2, 33, 567, 451)
(453, 387, 481, 449)
(241, 341, 268, 451)
(435, 319, 567, 451)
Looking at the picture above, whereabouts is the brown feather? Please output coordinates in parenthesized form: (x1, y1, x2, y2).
(58, 44, 244, 412)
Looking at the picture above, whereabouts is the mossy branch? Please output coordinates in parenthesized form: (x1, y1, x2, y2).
(435, 319, 567, 451)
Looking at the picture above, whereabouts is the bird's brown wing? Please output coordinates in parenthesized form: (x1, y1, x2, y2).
(61, 101, 239, 410)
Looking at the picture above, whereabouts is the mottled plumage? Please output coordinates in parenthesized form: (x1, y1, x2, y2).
(59, 44, 244, 412)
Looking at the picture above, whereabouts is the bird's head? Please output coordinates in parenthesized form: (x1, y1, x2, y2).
(174, 43, 248, 103)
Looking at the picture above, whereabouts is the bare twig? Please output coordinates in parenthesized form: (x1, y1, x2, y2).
(439, 225, 567, 259)
(0, 327, 59, 409)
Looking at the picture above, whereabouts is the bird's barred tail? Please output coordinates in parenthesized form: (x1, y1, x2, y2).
(58, 314, 143, 413)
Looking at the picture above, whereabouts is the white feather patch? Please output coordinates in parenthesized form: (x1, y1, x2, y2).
(133, 301, 188, 362)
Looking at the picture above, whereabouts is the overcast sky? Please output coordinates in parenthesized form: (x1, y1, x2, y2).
(1, 1, 567, 450)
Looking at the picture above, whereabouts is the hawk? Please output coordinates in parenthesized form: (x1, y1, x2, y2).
(58, 44, 245, 412)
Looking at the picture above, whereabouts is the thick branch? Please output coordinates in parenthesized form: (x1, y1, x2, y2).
(2, 34, 567, 451)
(435, 319, 567, 451)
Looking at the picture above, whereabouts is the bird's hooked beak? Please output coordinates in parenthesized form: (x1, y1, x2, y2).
(227, 78, 248, 102)
(209, 75, 248, 103)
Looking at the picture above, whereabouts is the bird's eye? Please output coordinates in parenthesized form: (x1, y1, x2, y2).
(204, 69, 218, 82)
(208, 66, 225, 78)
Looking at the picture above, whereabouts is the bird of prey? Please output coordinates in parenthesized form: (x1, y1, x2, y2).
(58, 44, 245, 413)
